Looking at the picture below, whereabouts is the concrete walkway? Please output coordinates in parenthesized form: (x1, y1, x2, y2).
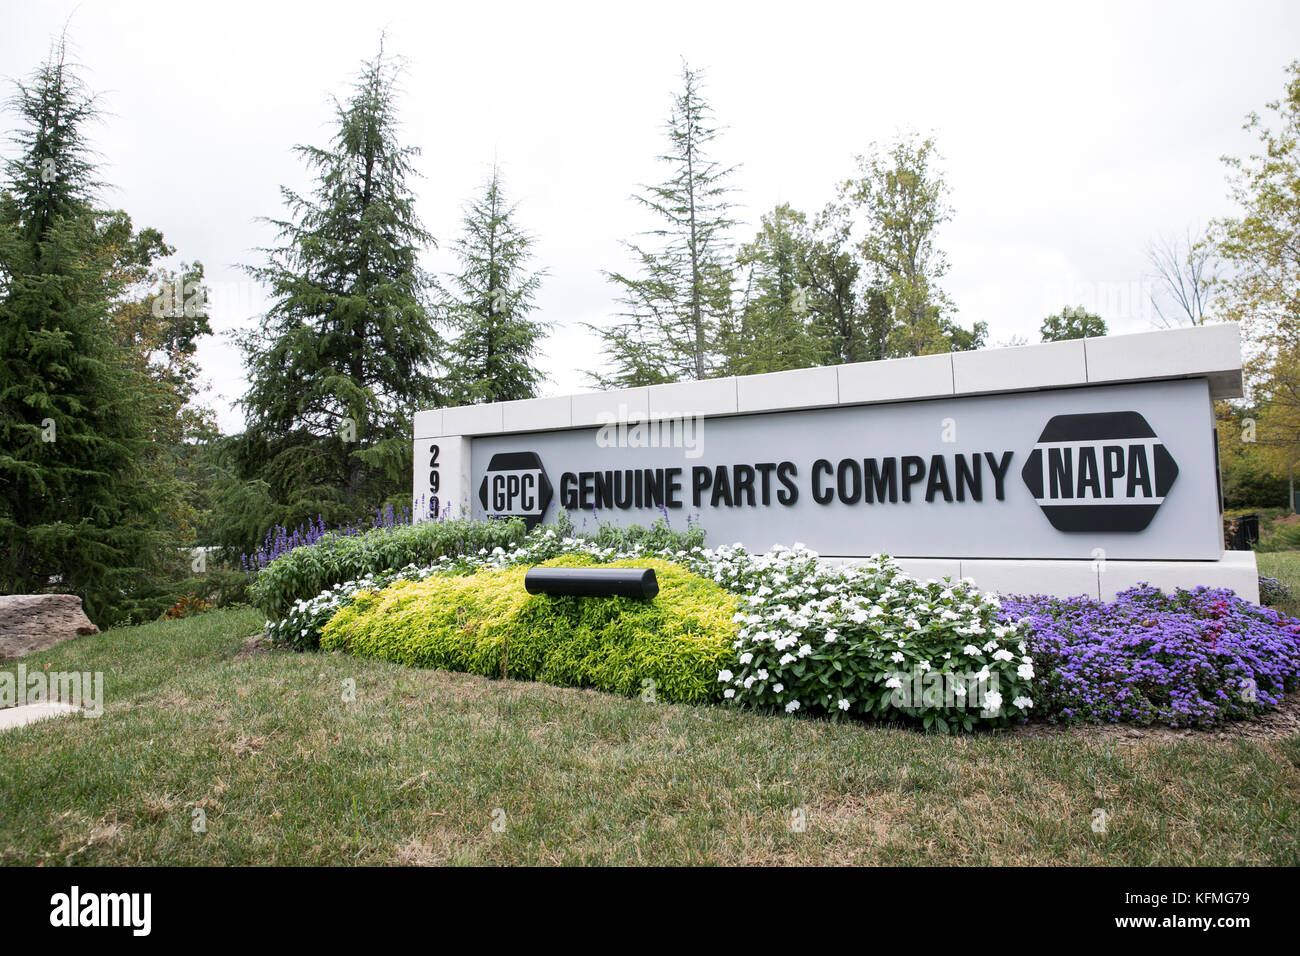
(0, 702, 81, 731)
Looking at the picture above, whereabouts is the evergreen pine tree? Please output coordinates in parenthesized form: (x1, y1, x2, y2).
(0, 38, 181, 624)
(442, 167, 547, 405)
(594, 61, 738, 386)
(235, 45, 441, 533)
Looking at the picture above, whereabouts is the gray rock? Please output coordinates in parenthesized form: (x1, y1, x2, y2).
(0, 595, 98, 660)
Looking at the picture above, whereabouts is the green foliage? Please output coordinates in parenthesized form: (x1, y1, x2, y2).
(721, 204, 822, 375)
(0, 38, 209, 627)
(594, 61, 738, 385)
(1040, 305, 1106, 342)
(231, 45, 442, 540)
(1213, 61, 1300, 484)
(1254, 514, 1300, 552)
(321, 555, 740, 703)
(803, 202, 891, 365)
(441, 167, 548, 404)
(1221, 453, 1290, 510)
(840, 135, 984, 358)
(580, 515, 706, 554)
(247, 517, 526, 620)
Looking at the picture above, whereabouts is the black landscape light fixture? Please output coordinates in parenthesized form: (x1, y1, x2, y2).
(524, 567, 659, 600)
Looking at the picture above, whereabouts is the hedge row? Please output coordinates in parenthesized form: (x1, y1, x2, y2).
(247, 517, 527, 620)
(320, 554, 739, 703)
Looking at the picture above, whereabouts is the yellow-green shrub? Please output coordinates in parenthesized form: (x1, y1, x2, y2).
(320, 556, 740, 703)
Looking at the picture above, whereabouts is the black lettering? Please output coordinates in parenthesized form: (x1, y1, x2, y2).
(901, 456, 926, 503)
(925, 455, 953, 503)
(837, 459, 862, 504)
(665, 468, 684, 508)
(755, 462, 777, 505)
(561, 472, 578, 510)
(955, 455, 981, 502)
(1047, 447, 1073, 499)
(985, 451, 1014, 501)
(733, 464, 756, 507)
(812, 459, 834, 505)
(692, 465, 712, 507)
(644, 469, 664, 509)
(864, 458, 898, 503)
(1103, 445, 1125, 498)
(1076, 446, 1101, 499)
(593, 470, 614, 510)
(579, 472, 595, 511)
(777, 462, 799, 505)
(1127, 445, 1153, 498)
(711, 465, 734, 508)
(614, 470, 633, 509)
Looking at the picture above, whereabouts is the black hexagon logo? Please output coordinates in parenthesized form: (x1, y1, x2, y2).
(478, 451, 553, 530)
(1020, 411, 1178, 533)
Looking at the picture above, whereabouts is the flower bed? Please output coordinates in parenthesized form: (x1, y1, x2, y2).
(1000, 585, 1300, 727)
(320, 555, 738, 703)
(261, 519, 1300, 732)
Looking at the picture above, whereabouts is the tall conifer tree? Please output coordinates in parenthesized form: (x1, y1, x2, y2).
(235, 45, 441, 532)
(0, 38, 183, 624)
(441, 168, 547, 405)
(595, 61, 738, 386)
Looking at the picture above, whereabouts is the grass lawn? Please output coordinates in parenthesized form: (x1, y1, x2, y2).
(1, 607, 1297, 865)
(1256, 550, 1300, 618)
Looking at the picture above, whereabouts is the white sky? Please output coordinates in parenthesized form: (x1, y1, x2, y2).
(3, 0, 1297, 433)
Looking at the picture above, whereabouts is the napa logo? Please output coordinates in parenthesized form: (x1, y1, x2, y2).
(1020, 411, 1179, 533)
(478, 451, 553, 530)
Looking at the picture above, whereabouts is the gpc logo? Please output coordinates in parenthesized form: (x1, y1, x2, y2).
(1020, 411, 1179, 533)
(478, 451, 553, 530)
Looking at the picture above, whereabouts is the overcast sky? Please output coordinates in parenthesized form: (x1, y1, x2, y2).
(3, 0, 1297, 432)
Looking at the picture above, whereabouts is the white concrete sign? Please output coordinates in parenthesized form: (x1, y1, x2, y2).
(415, 325, 1257, 601)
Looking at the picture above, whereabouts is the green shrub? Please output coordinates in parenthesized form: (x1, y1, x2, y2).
(1254, 514, 1300, 552)
(248, 517, 527, 620)
(320, 555, 739, 703)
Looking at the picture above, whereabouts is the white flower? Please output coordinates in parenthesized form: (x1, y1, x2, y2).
(1017, 663, 1035, 680)
(717, 669, 734, 683)
(724, 688, 736, 699)
(784, 700, 801, 713)
(975, 666, 991, 682)
(779, 653, 797, 666)
(1012, 695, 1033, 709)
(757, 669, 768, 681)
(993, 649, 1015, 662)
(744, 676, 756, 689)
(918, 660, 931, 672)
(963, 644, 981, 657)
(885, 676, 903, 689)
(837, 698, 850, 711)
(773, 683, 784, 693)
(982, 690, 1003, 713)
(891, 651, 905, 663)
(739, 652, 753, 665)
